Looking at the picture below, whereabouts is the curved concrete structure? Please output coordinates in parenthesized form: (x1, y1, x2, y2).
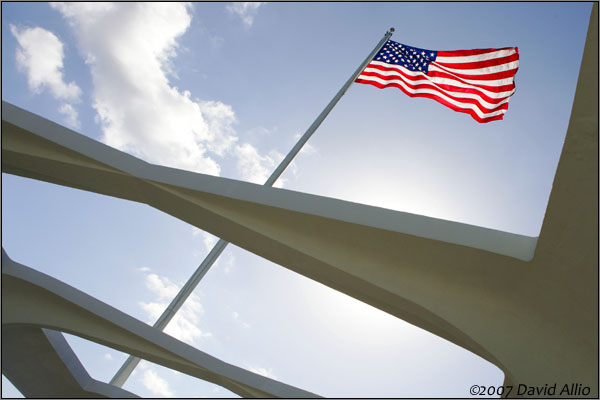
(1, 250, 319, 398)
(1, 5, 597, 397)
(0, 100, 537, 262)
(2, 325, 139, 398)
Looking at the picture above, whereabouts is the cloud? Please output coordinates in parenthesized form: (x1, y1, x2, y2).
(234, 143, 285, 187)
(58, 103, 80, 128)
(52, 2, 286, 185)
(52, 2, 237, 175)
(138, 270, 212, 345)
(293, 132, 318, 156)
(10, 25, 82, 101)
(143, 273, 180, 300)
(138, 361, 174, 397)
(222, 254, 235, 275)
(285, 132, 319, 180)
(202, 231, 218, 251)
(225, 2, 265, 27)
(192, 227, 218, 252)
(11, 24, 82, 127)
(190, 228, 238, 276)
(248, 366, 277, 380)
(232, 310, 251, 328)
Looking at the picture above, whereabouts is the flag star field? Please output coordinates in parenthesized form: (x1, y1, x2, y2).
(374, 41, 437, 72)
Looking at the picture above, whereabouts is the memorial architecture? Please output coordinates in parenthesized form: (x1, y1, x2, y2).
(2, 5, 597, 398)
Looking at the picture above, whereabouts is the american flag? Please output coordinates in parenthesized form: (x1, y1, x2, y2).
(355, 39, 519, 123)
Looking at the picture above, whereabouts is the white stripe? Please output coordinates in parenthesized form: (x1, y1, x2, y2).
(362, 65, 515, 99)
(357, 74, 508, 119)
(359, 71, 511, 110)
(435, 49, 516, 64)
(367, 61, 516, 88)
(368, 61, 429, 77)
(430, 60, 519, 76)
(430, 76, 515, 99)
(428, 63, 517, 86)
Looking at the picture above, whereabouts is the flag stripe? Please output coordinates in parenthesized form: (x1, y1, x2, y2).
(355, 77, 507, 123)
(429, 64, 518, 82)
(360, 68, 514, 107)
(435, 48, 517, 63)
(364, 63, 516, 96)
(437, 47, 516, 57)
(427, 68, 516, 89)
(430, 60, 520, 76)
(356, 73, 510, 114)
(434, 52, 520, 70)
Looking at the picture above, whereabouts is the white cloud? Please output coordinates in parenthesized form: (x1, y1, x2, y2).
(52, 2, 284, 185)
(192, 227, 218, 252)
(52, 2, 238, 175)
(199, 100, 239, 156)
(138, 270, 212, 346)
(11, 24, 82, 128)
(286, 132, 318, 180)
(226, 2, 265, 27)
(248, 366, 277, 380)
(143, 273, 180, 300)
(58, 103, 80, 128)
(10, 24, 82, 101)
(234, 143, 285, 187)
(138, 361, 174, 397)
(293, 132, 318, 156)
(232, 310, 251, 328)
(203, 232, 218, 252)
(222, 254, 235, 275)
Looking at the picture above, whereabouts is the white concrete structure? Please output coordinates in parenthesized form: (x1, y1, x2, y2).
(2, 249, 318, 398)
(1, 5, 597, 397)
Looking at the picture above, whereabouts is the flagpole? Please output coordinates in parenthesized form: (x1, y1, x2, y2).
(264, 27, 394, 185)
(109, 27, 394, 388)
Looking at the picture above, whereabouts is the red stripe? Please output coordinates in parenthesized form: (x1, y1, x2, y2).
(355, 78, 506, 123)
(434, 52, 519, 70)
(356, 72, 510, 115)
(427, 69, 515, 92)
(430, 63, 518, 81)
(359, 70, 511, 106)
(364, 63, 515, 94)
(363, 63, 430, 84)
(437, 47, 516, 57)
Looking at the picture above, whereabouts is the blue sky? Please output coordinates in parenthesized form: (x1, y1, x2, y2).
(1, 2, 592, 398)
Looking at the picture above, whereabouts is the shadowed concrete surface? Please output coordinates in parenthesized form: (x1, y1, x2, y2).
(1, 250, 320, 398)
(1, 5, 596, 398)
(2, 325, 139, 398)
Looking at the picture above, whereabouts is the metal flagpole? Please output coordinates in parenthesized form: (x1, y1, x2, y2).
(110, 27, 394, 387)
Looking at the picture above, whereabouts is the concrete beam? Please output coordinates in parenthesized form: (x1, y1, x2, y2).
(1, 249, 320, 398)
(2, 325, 139, 398)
